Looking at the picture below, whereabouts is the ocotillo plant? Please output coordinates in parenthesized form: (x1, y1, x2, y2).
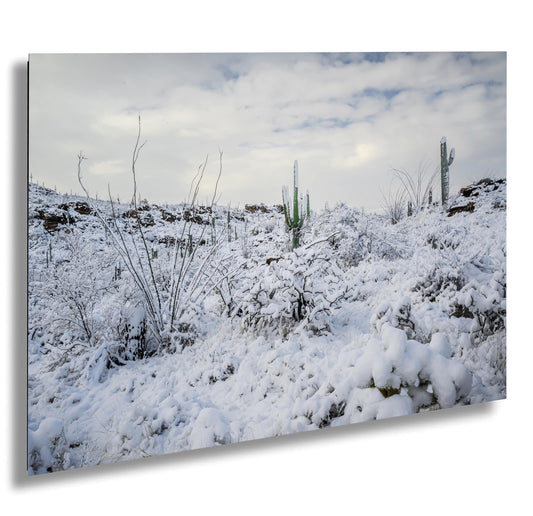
(282, 160, 309, 249)
(440, 136, 455, 207)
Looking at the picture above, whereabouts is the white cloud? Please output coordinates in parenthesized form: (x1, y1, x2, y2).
(88, 159, 128, 177)
(28, 52, 506, 211)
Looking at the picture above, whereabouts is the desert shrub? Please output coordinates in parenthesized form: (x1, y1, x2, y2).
(371, 296, 416, 339)
(28, 418, 70, 474)
(355, 325, 472, 410)
(30, 231, 115, 351)
(413, 265, 465, 303)
(28, 226, 166, 385)
(382, 185, 406, 225)
(233, 247, 347, 336)
(326, 216, 373, 267)
(317, 204, 412, 265)
(452, 274, 506, 344)
(392, 162, 438, 214)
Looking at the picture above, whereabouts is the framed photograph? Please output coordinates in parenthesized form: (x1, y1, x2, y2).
(27, 52, 506, 474)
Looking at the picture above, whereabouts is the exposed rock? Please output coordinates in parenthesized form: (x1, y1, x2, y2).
(183, 209, 209, 225)
(43, 214, 68, 232)
(122, 209, 138, 219)
(34, 208, 70, 232)
(245, 204, 269, 214)
(57, 201, 92, 215)
(448, 202, 475, 217)
(121, 209, 155, 227)
(448, 178, 506, 217)
(459, 178, 505, 198)
(159, 208, 177, 223)
(159, 235, 177, 246)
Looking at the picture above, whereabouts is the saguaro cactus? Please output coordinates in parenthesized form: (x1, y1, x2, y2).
(440, 136, 455, 207)
(282, 160, 310, 249)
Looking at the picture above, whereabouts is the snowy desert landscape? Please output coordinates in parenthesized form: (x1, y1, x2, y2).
(26, 52, 507, 476)
(27, 160, 506, 474)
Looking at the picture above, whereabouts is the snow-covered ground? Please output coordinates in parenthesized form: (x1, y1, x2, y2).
(27, 178, 506, 474)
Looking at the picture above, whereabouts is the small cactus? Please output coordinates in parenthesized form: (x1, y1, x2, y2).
(46, 240, 53, 268)
(440, 137, 455, 207)
(114, 263, 122, 281)
(282, 160, 310, 249)
(211, 216, 216, 245)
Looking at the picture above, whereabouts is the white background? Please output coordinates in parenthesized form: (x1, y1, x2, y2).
(2, 2, 531, 514)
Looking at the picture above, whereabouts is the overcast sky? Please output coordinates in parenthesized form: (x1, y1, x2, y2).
(28, 52, 506, 211)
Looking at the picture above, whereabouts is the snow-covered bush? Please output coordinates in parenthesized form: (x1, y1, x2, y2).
(313, 203, 412, 267)
(452, 272, 506, 344)
(28, 227, 164, 386)
(188, 408, 232, 449)
(349, 325, 472, 412)
(28, 418, 69, 474)
(392, 163, 438, 214)
(30, 231, 115, 353)
(382, 185, 406, 225)
(371, 296, 417, 339)
(323, 208, 373, 267)
(234, 247, 347, 336)
(413, 263, 465, 303)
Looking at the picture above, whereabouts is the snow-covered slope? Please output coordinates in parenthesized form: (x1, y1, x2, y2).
(27, 178, 506, 474)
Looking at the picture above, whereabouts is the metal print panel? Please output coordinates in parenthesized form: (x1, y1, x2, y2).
(27, 52, 506, 474)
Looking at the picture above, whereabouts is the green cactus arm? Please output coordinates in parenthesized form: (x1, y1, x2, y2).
(293, 160, 300, 230)
(448, 147, 455, 166)
(283, 202, 291, 227)
(282, 185, 292, 227)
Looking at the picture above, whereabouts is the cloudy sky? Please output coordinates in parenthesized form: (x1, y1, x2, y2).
(29, 52, 506, 211)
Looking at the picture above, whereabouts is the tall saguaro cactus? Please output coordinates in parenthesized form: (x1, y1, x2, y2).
(440, 136, 455, 207)
(282, 160, 310, 249)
